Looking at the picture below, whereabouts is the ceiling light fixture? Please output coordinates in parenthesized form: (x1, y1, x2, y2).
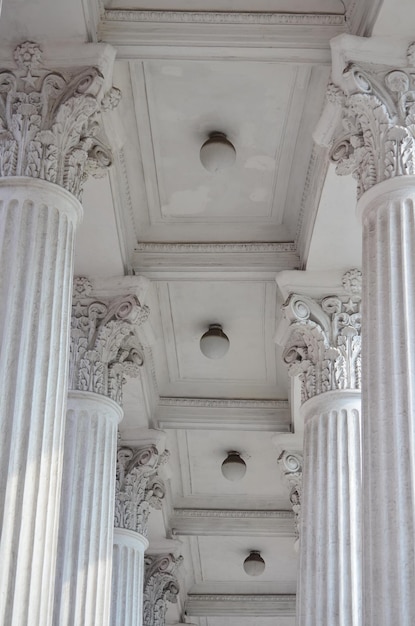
(200, 132, 236, 173)
(243, 551, 266, 577)
(221, 451, 246, 481)
(200, 324, 230, 359)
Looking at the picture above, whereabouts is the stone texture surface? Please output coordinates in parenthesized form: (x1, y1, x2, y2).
(0, 178, 81, 626)
(111, 529, 148, 626)
(298, 392, 362, 626)
(359, 177, 415, 626)
(53, 391, 122, 626)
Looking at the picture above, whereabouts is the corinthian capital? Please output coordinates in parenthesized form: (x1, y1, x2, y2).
(69, 277, 150, 405)
(279, 270, 361, 404)
(144, 554, 183, 626)
(115, 444, 169, 536)
(0, 41, 120, 198)
(317, 36, 415, 198)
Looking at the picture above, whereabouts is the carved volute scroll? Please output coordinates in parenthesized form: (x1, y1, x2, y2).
(143, 554, 183, 626)
(281, 270, 362, 405)
(328, 42, 415, 198)
(0, 41, 121, 198)
(69, 277, 150, 405)
(115, 445, 169, 536)
(277, 450, 303, 540)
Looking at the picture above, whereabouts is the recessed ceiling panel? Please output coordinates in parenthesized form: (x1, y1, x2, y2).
(156, 279, 288, 397)
(197, 535, 297, 583)
(129, 58, 312, 241)
(178, 430, 290, 500)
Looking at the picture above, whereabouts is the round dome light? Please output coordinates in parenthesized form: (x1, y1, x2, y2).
(243, 551, 265, 577)
(200, 324, 230, 359)
(200, 132, 236, 173)
(221, 451, 246, 481)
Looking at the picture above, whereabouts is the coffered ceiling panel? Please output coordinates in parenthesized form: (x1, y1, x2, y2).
(175, 429, 290, 501)
(194, 535, 297, 585)
(112, 57, 327, 244)
(155, 279, 288, 398)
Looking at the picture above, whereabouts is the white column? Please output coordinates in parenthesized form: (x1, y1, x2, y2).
(278, 275, 362, 626)
(0, 179, 81, 626)
(299, 391, 361, 626)
(0, 41, 115, 626)
(111, 442, 168, 626)
(319, 34, 415, 626)
(111, 530, 148, 626)
(53, 392, 122, 626)
(54, 278, 150, 626)
(359, 178, 415, 624)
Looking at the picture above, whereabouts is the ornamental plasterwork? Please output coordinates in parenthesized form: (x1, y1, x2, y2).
(69, 277, 149, 406)
(115, 445, 169, 537)
(0, 41, 120, 199)
(329, 42, 415, 198)
(277, 451, 303, 539)
(282, 269, 361, 404)
(143, 554, 183, 626)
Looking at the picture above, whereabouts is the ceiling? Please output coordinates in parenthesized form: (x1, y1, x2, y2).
(1, 0, 404, 623)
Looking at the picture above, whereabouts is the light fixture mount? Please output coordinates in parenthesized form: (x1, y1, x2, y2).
(221, 450, 246, 481)
(200, 132, 236, 173)
(243, 550, 266, 577)
(199, 324, 230, 359)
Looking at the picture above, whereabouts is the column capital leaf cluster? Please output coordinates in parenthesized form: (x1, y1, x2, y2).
(69, 277, 150, 405)
(0, 41, 120, 199)
(280, 269, 362, 404)
(277, 450, 303, 540)
(143, 553, 183, 626)
(325, 38, 415, 197)
(115, 444, 169, 536)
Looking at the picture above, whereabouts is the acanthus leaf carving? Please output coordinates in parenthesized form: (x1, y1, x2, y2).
(114, 445, 169, 536)
(143, 554, 182, 626)
(281, 270, 362, 404)
(0, 41, 120, 199)
(277, 451, 303, 540)
(69, 277, 149, 405)
(329, 44, 415, 197)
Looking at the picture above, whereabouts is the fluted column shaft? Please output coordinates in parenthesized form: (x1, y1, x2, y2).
(359, 177, 415, 625)
(54, 391, 122, 626)
(0, 178, 81, 626)
(111, 529, 148, 626)
(298, 391, 361, 626)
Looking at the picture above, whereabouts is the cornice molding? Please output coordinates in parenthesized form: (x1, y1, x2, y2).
(170, 508, 295, 537)
(186, 593, 296, 616)
(103, 10, 344, 26)
(133, 242, 300, 274)
(155, 398, 291, 432)
(99, 10, 345, 61)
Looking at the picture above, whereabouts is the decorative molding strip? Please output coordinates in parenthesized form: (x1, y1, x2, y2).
(136, 242, 296, 253)
(104, 10, 345, 26)
(170, 508, 295, 537)
(155, 398, 291, 432)
(133, 242, 300, 274)
(99, 11, 345, 61)
(186, 593, 296, 616)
